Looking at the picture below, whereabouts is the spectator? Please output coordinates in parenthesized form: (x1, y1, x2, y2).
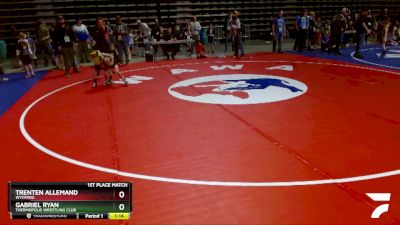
(73, 17, 91, 63)
(182, 22, 193, 54)
(272, 9, 286, 53)
(195, 40, 207, 58)
(174, 19, 181, 38)
(152, 19, 162, 41)
(354, 8, 372, 59)
(207, 23, 216, 54)
(36, 19, 56, 68)
(330, 8, 348, 55)
(161, 27, 179, 60)
(231, 10, 245, 58)
(365, 10, 374, 43)
(137, 19, 152, 51)
(307, 11, 316, 50)
(50, 22, 64, 70)
(152, 19, 163, 56)
(114, 15, 129, 64)
(390, 20, 400, 44)
(182, 22, 191, 40)
(128, 29, 137, 57)
(190, 16, 201, 41)
(16, 33, 35, 78)
(314, 16, 322, 48)
(224, 12, 232, 52)
(54, 16, 79, 77)
(294, 9, 309, 52)
(92, 17, 112, 53)
(320, 18, 331, 51)
(377, 16, 391, 57)
(26, 32, 37, 68)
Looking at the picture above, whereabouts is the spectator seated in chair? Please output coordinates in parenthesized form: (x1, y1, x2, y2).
(160, 27, 179, 60)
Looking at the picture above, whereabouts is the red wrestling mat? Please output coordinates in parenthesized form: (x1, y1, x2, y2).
(1, 53, 400, 224)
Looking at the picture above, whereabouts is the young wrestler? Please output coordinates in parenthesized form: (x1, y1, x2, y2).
(90, 50, 128, 88)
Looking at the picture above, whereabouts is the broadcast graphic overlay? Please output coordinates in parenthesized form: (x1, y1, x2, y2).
(8, 182, 132, 220)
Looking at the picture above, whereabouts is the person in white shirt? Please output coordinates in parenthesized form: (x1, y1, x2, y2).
(190, 16, 201, 41)
(231, 11, 245, 58)
(72, 18, 90, 63)
(137, 19, 152, 51)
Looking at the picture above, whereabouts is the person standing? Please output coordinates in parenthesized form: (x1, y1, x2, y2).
(307, 11, 316, 50)
(294, 9, 309, 52)
(354, 8, 371, 59)
(26, 32, 38, 68)
(114, 16, 129, 64)
(365, 10, 374, 43)
(224, 12, 232, 52)
(377, 16, 391, 58)
(314, 16, 323, 48)
(190, 16, 201, 42)
(36, 19, 56, 68)
(231, 11, 245, 58)
(152, 19, 162, 41)
(16, 33, 35, 78)
(91, 17, 112, 53)
(54, 16, 79, 77)
(73, 17, 90, 63)
(207, 23, 216, 54)
(137, 19, 152, 51)
(152, 19, 163, 56)
(331, 8, 348, 55)
(272, 9, 286, 53)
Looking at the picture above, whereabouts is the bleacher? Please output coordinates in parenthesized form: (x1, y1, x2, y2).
(1, 0, 399, 57)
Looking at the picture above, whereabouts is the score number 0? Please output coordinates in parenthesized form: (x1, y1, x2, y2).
(118, 191, 125, 211)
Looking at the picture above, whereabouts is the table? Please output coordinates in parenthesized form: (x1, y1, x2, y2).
(150, 39, 195, 61)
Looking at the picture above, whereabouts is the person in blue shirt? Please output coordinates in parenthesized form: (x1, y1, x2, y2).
(272, 10, 286, 53)
(294, 9, 309, 52)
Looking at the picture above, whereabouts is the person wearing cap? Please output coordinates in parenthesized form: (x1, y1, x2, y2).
(272, 9, 286, 53)
(114, 15, 130, 64)
(354, 8, 372, 58)
(73, 17, 90, 63)
(137, 19, 152, 52)
(294, 9, 309, 52)
(54, 16, 79, 77)
(230, 10, 245, 58)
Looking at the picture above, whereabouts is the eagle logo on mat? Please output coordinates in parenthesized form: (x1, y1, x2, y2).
(168, 74, 308, 105)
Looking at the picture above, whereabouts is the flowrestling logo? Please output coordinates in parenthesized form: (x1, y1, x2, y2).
(168, 74, 307, 105)
(366, 193, 391, 219)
